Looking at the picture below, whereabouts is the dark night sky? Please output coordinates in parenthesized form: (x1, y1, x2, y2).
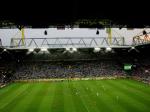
(0, 0, 149, 27)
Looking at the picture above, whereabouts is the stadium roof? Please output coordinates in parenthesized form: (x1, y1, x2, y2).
(0, 0, 150, 28)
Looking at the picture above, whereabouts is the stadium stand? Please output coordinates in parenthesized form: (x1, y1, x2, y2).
(0, 46, 149, 83)
(1, 35, 150, 84)
(13, 60, 126, 80)
(131, 58, 150, 83)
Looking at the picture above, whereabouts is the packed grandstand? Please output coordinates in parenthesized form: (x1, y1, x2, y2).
(0, 43, 150, 85)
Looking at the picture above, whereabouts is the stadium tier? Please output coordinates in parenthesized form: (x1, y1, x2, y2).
(13, 60, 126, 80)
(0, 42, 150, 83)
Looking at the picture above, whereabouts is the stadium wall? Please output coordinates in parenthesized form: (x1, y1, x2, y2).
(0, 28, 150, 46)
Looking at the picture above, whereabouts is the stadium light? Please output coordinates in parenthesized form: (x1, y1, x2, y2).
(41, 48, 48, 52)
(28, 48, 34, 52)
(63, 47, 70, 54)
(38, 47, 49, 54)
(65, 47, 77, 53)
(72, 48, 77, 52)
(131, 46, 135, 49)
(93, 47, 101, 52)
(65, 47, 70, 51)
(3, 49, 7, 52)
(106, 47, 112, 52)
(27, 48, 36, 55)
(0, 48, 9, 54)
(128, 46, 139, 53)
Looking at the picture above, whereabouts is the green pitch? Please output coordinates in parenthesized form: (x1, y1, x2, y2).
(1, 79, 150, 112)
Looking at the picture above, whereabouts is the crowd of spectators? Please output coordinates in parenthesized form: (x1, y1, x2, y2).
(13, 60, 126, 80)
(0, 70, 8, 86)
(1, 58, 150, 83)
(0, 61, 14, 85)
(132, 63, 150, 83)
(0, 74, 3, 85)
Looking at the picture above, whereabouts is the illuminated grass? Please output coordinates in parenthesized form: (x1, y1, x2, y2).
(0, 79, 150, 112)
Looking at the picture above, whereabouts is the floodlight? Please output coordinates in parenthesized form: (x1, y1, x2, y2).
(66, 47, 70, 51)
(94, 47, 101, 52)
(131, 47, 135, 49)
(72, 48, 77, 52)
(65, 47, 77, 53)
(27, 48, 35, 55)
(28, 48, 34, 52)
(3, 49, 7, 52)
(106, 47, 112, 51)
(41, 48, 48, 52)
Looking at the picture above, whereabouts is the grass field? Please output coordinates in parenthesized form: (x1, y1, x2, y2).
(0, 79, 150, 112)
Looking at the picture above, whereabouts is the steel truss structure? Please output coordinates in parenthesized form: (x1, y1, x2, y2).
(132, 32, 150, 45)
(10, 37, 125, 49)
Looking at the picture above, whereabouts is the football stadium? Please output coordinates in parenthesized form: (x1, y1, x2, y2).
(1, 27, 150, 112)
(1, 2, 150, 110)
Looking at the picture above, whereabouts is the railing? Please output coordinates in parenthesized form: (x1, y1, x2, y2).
(10, 37, 125, 48)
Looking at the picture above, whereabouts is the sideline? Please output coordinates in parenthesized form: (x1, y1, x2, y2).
(14, 76, 126, 82)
